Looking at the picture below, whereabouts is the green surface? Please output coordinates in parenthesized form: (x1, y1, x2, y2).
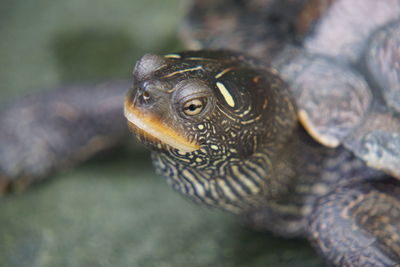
(0, 0, 325, 266)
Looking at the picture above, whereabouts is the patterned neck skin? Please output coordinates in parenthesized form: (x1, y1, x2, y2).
(151, 119, 377, 238)
(125, 50, 304, 214)
(151, 139, 291, 214)
(150, 123, 326, 214)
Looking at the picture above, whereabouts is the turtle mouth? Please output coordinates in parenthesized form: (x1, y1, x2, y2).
(124, 98, 200, 152)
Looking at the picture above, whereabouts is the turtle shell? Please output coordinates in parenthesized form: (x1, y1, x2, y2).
(183, 0, 400, 178)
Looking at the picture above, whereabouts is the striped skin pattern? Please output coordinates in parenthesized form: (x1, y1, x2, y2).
(125, 48, 400, 266)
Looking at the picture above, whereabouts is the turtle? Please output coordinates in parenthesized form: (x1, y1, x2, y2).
(0, 0, 400, 266)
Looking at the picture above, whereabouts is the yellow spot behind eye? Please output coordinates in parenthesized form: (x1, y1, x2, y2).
(198, 124, 205, 130)
(216, 82, 235, 107)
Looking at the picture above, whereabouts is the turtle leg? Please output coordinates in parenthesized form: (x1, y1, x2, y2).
(0, 80, 131, 192)
(308, 179, 400, 266)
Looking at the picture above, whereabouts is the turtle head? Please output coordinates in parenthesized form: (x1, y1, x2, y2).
(124, 50, 297, 212)
(124, 53, 203, 153)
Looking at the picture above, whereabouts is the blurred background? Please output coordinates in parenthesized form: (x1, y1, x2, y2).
(0, 0, 325, 266)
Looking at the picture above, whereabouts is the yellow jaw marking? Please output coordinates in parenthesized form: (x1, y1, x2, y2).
(124, 99, 200, 152)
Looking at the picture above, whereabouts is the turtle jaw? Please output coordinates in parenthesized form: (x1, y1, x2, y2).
(123, 97, 200, 153)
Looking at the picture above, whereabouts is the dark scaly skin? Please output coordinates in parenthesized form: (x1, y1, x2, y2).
(0, 81, 130, 192)
(123, 0, 400, 266)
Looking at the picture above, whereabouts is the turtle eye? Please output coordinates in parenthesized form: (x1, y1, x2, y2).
(142, 91, 150, 101)
(182, 98, 206, 116)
